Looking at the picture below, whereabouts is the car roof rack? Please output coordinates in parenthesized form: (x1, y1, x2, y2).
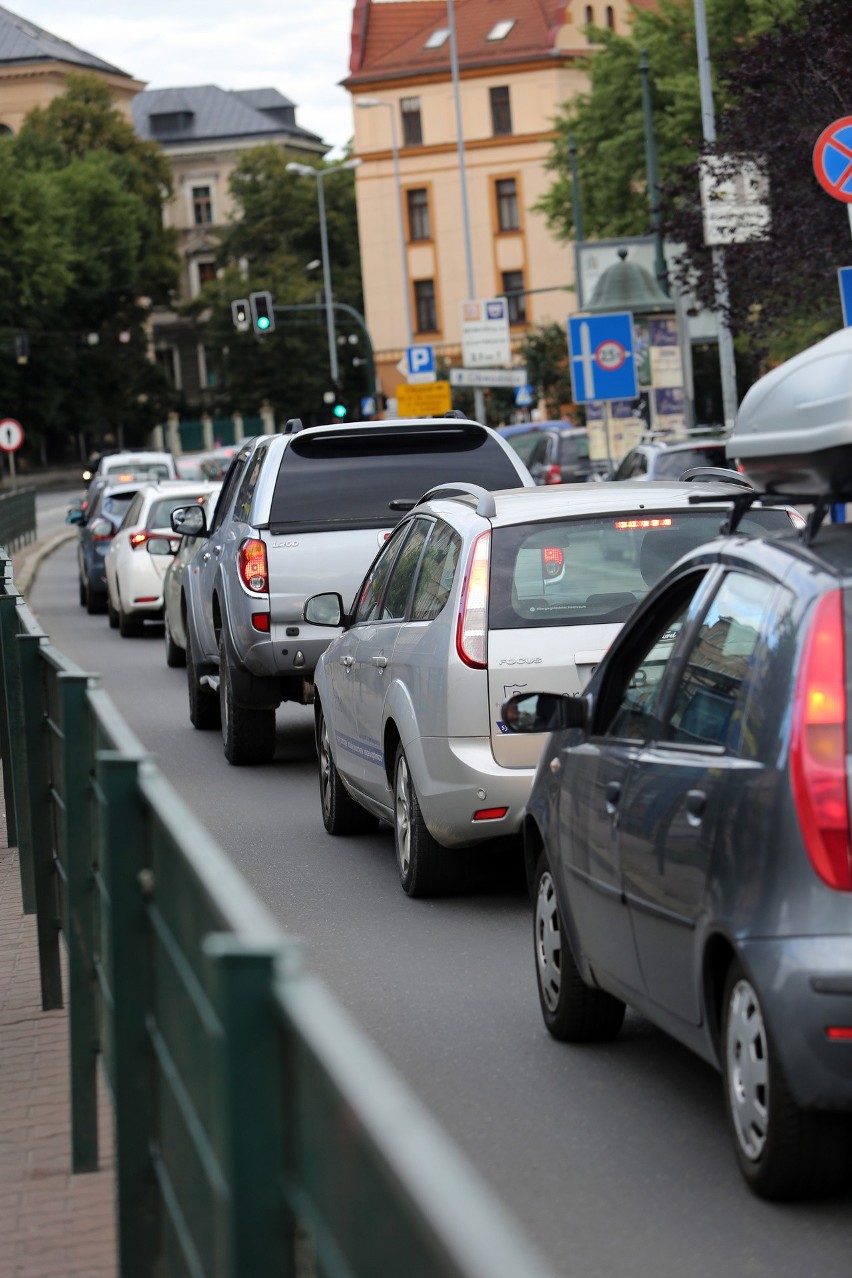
(688, 487, 834, 546)
(417, 481, 496, 518)
(680, 466, 752, 487)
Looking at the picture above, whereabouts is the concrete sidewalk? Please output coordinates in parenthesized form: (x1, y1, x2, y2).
(1, 532, 118, 1277)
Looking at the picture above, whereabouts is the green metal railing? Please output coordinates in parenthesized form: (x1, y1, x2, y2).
(0, 548, 556, 1278)
(0, 487, 36, 552)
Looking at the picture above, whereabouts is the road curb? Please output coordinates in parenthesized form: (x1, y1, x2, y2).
(12, 526, 78, 596)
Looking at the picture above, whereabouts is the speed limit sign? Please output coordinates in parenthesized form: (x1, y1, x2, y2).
(0, 419, 24, 452)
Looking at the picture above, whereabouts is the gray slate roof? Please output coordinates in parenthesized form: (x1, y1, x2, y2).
(133, 84, 325, 150)
(0, 3, 130, 76)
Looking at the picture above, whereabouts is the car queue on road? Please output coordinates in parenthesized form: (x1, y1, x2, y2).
(65, 339, 852, 1204)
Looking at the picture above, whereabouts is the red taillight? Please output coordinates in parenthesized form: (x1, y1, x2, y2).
(544, 464, 562, 485)
(826, 1027, 852, 1040)
(456, 531, 490, 669)
(239, 539, 268, 593)
(614, 517, 673, 530)
(790, 590, 852, 891)
(130, 530, 150, 550)
(251, 612, 270, 632)
(473, 806, 508, 821)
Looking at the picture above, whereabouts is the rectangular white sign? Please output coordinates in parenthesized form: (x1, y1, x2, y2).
(700, 155, 771, 246)
(450, 367, 528, 388)
(460, 298, 511, 368)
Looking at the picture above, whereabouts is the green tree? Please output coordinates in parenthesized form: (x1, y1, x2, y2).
(520, 324, 577, 420)
(191, 146, 366, 425)
(0, 74, 178, 463)
(662, 0, 850, 361)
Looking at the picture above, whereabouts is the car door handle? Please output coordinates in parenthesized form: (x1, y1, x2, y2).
(686, 789, 706, 826)
(340, 654, 354, 668)
(605, 780, 621, 811)
(375, 654, 387, 670)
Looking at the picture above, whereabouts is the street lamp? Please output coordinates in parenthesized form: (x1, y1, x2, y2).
(286, 158, 361, 385)
(356, 97, 414, 347)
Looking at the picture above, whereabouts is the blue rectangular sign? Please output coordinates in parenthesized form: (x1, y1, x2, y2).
(406, 344, 435, 376)
(567, 312, 638, 403)
(839, 267, 852, 327)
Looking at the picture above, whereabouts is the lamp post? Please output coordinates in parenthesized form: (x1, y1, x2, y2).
(286, 158, 361, 385)
(355, 98, 414, 348)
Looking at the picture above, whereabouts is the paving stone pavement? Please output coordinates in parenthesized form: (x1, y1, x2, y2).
(1, 533, 118, 1277)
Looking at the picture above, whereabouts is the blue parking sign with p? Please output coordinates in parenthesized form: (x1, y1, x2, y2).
(406, 344, 435, 376)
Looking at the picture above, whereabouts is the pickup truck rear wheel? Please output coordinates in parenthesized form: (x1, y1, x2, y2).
(219, 635, 276, 765)
(317, 705, 378, 835)
(393, 745, 455, 897)
(187, 629, 220, 730)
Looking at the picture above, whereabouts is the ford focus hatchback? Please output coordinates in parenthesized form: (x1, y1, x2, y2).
(308, 479, 800, 897)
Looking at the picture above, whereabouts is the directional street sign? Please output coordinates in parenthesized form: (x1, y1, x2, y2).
(0, 419, 24, 451)
(567, 312, 638, 403)
(449, 367, 527, 389)
(813, 117, 852, 203)
(839, 267, 852, 327)
(360, 396, 378, 418)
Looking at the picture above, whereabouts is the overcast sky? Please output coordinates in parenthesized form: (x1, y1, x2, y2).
(14, 0, 359, 154)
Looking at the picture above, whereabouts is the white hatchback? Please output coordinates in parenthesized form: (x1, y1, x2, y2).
(105, 481, 221, 637)
(308, 480, 803, 896)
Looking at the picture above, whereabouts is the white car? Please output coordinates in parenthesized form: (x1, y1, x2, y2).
(94, 449, 177, 481)
(105, 481, 221, 637)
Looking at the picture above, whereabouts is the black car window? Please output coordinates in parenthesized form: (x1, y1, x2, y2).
(597, 569, 710, 741)
(101, 490, 138, 522)
(268, 426, 523, 533)
(354, 523, 409, 624)
(653, 445, 727, 479)
(411, 520, 463, 621)
(210, 450, 250, 532)
(233, 440, 271, 523)
(380, 518, 431, 621)
(659, 571, 778, 753)
(613, 449, 647, 480)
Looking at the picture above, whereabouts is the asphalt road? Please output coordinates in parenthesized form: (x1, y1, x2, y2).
(26, 506, 852, 1278)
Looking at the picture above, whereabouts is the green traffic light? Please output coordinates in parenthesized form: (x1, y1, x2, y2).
(257, 316, 270, 330)
(333, 404, 347, 418)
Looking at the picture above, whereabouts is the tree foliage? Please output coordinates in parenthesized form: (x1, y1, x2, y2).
(190, 146, 366, 425)
(0, 74, 178, 463)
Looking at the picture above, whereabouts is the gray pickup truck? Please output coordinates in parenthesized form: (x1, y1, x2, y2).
(170, 417, 532, 764)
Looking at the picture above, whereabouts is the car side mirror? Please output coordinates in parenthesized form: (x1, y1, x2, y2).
(66, 507, 85, 525)
(147, 536, 177, 557)
(170, 505, 207, 537)
(500, 691, 587, 734)
(304, 592, 345, 627)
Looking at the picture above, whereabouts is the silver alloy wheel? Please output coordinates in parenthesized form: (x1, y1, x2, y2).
(319, 717, 332, 819)
(395, 754, 411, 878)
(535, 870, 561, 1012)
(726, 976, 769, 1162)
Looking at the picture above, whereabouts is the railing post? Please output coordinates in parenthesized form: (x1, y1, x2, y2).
(0, 593, 31, 905)
(59, 670, 100, 1172)
(0, 565, 19, 852)
(98, 750, 159, 1277)
(17, 630, 62, 1009)
(203, 935, 294, 1278)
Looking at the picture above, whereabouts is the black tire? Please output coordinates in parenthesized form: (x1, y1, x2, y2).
(118, 604, 144, 638)
(533, 852, 625, 1042)
(721, 961, 851, 1200)
(164, 612, 185, 668)
(317, 704, 378, 835)
(219, 634, 275, 765)
(186, 628, 220, 730)
(107, 591, 119, 630)
(393, 744, 456, 897)
(78, 576, 86, 607)
(85, 578, 106, 616)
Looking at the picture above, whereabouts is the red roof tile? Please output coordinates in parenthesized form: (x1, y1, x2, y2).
(348, 0, 570, 82)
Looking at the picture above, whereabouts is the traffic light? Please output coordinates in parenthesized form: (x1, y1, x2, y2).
(14, 335, 29, 366)
(249, 291, 275, 334)
(331, 382, 348, 419)
(231, 299, 250, 332)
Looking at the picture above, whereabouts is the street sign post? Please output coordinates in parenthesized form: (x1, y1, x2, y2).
(567, 312, 638, 403)
(0, 418, 24, 490)
(395, 382, 452, 418)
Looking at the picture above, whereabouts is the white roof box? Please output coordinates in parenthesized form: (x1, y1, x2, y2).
(726, 327, 852, 496)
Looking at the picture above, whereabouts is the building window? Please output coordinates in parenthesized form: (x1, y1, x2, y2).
(502, 271, 527, 326)
(414, 280, 438, 333)
(192, 185, 213, 225)
(584, 5, 594, 28)
(197, 260, 217, 287)
(424, 28, 449, 49)
(406, 188, 430, 241)
(490, 86, 512, 137)
(487, 19, 515, 40)
(495, 178, 520, 232)
(0, 124, 12, 137)
(154, 346, 179, 388)
(401, 97, 422, 146)
(606, 5, 615, 29)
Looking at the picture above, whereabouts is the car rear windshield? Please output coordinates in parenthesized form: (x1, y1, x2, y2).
(653, 445, 727, 478)
(267, 427, 523, 531)
(489, 507, 793, 630)
(102, 491, 139, 519)
(148, 495, 209, 529)
(558, 434, 590, 466)
(105, 463, 171, 481)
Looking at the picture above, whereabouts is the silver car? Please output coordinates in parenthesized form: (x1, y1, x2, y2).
(308, 480, 803, 897)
